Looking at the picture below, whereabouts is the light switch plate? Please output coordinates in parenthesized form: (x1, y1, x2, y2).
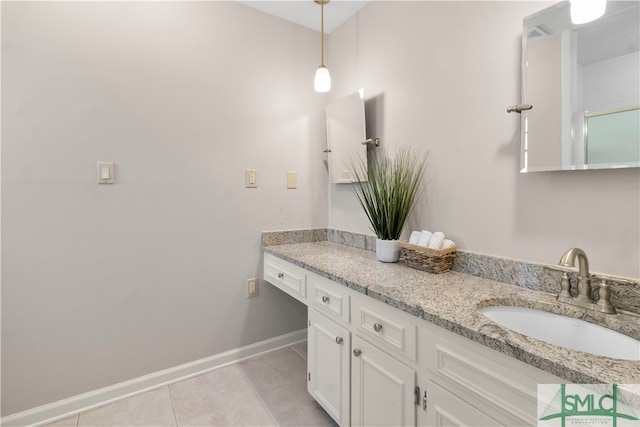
(97, 162, 114, 184)
(287, 171, 297, 189)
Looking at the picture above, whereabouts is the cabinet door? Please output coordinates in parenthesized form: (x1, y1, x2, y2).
(351, 335, 416, 427)
(424, 380, 502, 427)
(308, 309, 351, 426)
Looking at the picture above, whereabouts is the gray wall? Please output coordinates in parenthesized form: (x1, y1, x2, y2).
(328, 1, 640, 279)
(1, 2, 327, 415)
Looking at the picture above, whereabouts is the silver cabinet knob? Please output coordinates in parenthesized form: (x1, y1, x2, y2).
(374, 323, 383, 332)
(322, 295, 330, 303)
(353, 348, 362, 357)
(335, 337, 343, 344)
(277, 272, 284, 279)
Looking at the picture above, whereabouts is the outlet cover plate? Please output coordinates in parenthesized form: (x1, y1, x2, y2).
(246, 169, 257, 188)
(247, 278, 258, 297)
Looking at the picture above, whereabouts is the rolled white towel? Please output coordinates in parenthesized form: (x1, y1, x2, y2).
(409, 230, 421, 245)
(427, 231, 445, 249)
(417, 230, 432, 247)
(441, 239, 456, 250)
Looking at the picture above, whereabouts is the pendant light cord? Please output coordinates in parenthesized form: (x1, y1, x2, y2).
(320, 0, 325, 67)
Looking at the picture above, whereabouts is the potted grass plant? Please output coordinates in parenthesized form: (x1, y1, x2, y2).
(350, 146, 427, 262)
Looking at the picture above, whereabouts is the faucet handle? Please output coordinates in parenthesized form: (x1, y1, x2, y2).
(558, 272, 572, 300)
(595, 280, 617, 314)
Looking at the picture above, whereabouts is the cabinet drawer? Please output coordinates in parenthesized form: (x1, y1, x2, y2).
(308, 274, 350, 325)
(354, 299, 417, 362)
(421, 323, 563, 425)
(264, 254, 306, 303)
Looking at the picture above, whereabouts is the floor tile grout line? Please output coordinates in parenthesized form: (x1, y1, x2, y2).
(291, 342, 307, 361)
(166, 385, 179, 427)
(68, 386, 177, 427)
(237, 353, 283, 427)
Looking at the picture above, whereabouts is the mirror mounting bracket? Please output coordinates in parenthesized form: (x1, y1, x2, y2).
(506, 104, 533, 113)
(362, 138, 381, 146)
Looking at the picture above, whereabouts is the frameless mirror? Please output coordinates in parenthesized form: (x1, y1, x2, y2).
(325, 91, 367, 183)
(521, 1, 639, 172)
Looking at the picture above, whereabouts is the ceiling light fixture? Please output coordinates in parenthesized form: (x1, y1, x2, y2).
(314, 0, 331, 93)
(570, 0, 607, 24)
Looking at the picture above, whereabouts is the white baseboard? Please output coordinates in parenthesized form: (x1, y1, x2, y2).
(1, 329, 307, 427)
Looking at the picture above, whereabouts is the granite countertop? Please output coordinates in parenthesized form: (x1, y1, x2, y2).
(264, 240, 640, 385)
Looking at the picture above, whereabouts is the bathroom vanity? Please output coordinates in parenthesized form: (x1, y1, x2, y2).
(262, 230, 640, 427)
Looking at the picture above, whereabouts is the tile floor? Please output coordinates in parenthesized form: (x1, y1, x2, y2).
(43, 342, 337, 427)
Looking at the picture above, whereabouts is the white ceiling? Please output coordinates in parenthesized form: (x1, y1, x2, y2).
(238, 0, 369, 33)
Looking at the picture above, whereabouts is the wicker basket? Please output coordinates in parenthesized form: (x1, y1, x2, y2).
(398, 241, 457, 274)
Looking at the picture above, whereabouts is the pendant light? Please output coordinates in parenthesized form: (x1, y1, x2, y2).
(570, 0, 607, 24)
(314, 0, 331, 93)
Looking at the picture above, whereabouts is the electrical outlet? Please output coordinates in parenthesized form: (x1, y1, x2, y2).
(247, 278, 258, 298)
(245, 169, 257, 188)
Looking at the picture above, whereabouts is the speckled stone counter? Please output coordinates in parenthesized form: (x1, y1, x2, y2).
(263, 232, 640, 387)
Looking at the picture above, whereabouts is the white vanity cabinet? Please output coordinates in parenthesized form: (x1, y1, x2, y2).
(263, 253, 565, 427)
(306, 272, 420, 427)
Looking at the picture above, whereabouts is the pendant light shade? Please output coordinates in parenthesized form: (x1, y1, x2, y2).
(314, 0, 331, 93)
(570, 0, 607, 24)
(314, 66, 331, 92)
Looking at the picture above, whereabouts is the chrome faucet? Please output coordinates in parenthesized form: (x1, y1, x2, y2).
(557, 248, 616, 314)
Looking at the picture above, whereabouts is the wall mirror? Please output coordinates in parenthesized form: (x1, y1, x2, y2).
(520, 0, 639, 172)
(325, 91, 367, 183)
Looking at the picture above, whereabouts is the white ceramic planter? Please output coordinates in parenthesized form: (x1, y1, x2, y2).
(376, 239, 401, 263)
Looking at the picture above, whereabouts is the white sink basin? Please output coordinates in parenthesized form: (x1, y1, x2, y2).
(481, 306, 640, 360)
